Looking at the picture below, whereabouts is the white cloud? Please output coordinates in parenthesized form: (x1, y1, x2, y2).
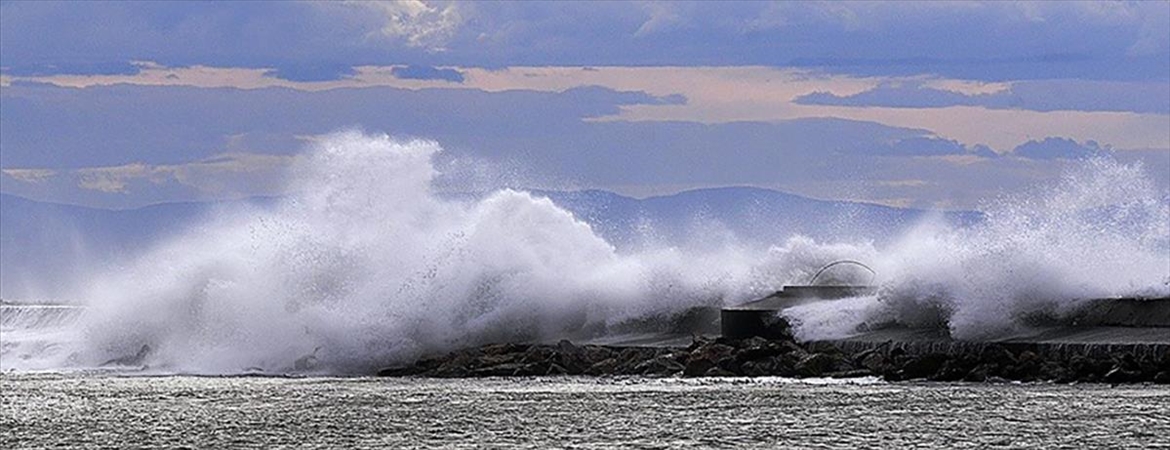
(1, 168, 56, 184)
(634, 2, 687, 37)
(77, 164, 149, 193)
(876, 179, 930, 188)
(69, 154, 295, 194)
(343, 0, 463, 51)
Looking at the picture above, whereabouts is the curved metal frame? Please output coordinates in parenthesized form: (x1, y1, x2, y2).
(808, 260, 876, 286)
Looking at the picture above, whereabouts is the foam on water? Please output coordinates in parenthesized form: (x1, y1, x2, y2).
(5, 132, 1167, 373)
(1, 305, 84, 370)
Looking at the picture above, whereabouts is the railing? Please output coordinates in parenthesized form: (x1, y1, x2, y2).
(808, 260, 875, 286)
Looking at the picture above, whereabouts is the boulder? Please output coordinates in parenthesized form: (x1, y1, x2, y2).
(582, 345, 615, 365)
(703, 367, 736, 377)
(471, 363, 528, 377)
(376, 365, 418, 377)
(586, 358, 619, 376)
(684, 343, 735, 377)
(633, 355, 685, 376)
(795, 353, 848, 377)
(964, 363, 994, 382)
(1039, 360, 1072, 382)
(521, 346, 556, 365)
(859, 352, 889, 373)
(482, 342, 529, 356)
(1103, 366, 1140, 384)
(1003, 351, 1042, 381)
(615, 347, 657, 374)
(546, 363, 568, 376)
(1069, 355, 1108, 382)
(740, 360, 770, 377)
(929, 358, 974, 382)
(734, 336, 785, 362)
(895, 353, 949, 380)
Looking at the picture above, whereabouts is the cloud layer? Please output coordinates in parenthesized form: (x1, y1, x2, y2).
(796, 80, 1170, 114)
(1, 2, 1167, 211)
(3, 2, 1167, 81)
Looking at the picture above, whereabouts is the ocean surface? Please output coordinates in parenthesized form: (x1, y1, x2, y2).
(3, 374, 1168, 449)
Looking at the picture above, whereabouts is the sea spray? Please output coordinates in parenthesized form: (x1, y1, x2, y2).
(7, 132, 1167, 374)
(53, 132, 865, 374)
(785, 157, 1170, 341)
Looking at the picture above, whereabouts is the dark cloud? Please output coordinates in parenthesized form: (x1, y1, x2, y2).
(881, 137, 997, 158)
(263, 64, 358, 82)
(0, 82, 930, 205)
(1011, 137, 1110, 160)
(0, 83, 698, 170)
(0, 61, 142, 77)
(798, 83, 980, 109)
(390, 65, 465, 83)
(1, 1, 1166, 81)
(795, 80, 1170, 114)
(4, 81, 1161, 210)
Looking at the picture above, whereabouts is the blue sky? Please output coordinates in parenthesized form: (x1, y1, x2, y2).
(1, 1, 1168, 209)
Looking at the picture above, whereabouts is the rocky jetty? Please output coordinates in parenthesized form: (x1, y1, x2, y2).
(378, 335, 1170, 384)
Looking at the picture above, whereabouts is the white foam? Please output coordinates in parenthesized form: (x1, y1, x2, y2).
(39, 132, 864, 374)
(10, 133, 1167, 374)
(786, 158, 1170, 341)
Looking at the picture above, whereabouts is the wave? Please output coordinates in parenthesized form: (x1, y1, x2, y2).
(6, 132, 1166, 374)
(785, 158, 1170, 341)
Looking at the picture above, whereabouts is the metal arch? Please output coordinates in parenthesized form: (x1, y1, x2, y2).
(808, 260, 876, 286)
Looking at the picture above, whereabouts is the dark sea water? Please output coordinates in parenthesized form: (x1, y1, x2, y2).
(2, 374, 1168, 449)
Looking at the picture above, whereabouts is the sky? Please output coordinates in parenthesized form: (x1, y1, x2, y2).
(1, 0, 1168, 210)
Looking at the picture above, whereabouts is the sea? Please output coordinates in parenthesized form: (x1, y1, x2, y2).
(3, 373, 1168, 448)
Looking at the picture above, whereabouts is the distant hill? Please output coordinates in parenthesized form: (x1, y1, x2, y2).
(0, 189, 980, 299)
(535, 187, 980, 249)
(0, 194, 217, 300)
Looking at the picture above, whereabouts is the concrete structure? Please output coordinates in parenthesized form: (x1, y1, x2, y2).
(720, 287, 1170, 359)
(720, 285, 875, 339)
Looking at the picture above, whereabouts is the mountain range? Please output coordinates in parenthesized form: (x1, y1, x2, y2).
(0, 189, 980, 299)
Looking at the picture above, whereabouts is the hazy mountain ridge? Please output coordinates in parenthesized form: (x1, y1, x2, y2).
(0, 189, 981, 299)
(535, 187, 982, 248)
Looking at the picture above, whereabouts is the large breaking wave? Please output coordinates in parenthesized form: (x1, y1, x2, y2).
(784, 158, 1170, 341)
(3, 132, 1167, 374)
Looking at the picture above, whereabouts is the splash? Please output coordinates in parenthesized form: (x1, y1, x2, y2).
(786, 157, 1170, 341)
(5, 133, 1166, 374)
(5, 132, 865, 374)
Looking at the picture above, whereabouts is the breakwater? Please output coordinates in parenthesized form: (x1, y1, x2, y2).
(378, 332, 1170, 384)
(378, 290, 1170, 383)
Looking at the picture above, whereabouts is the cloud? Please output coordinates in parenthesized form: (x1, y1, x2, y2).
(876, 179, 930, 188)
(77, 163, 153, 193)
(798, 82, 977, 109)
(795, 80, 1170, 114)
(264, 64, 358, 82)
(341, 0, 463, 51)
(2, 2, 1166, 81)
(880, 136, 997, 158)
(634, 2, 689, 37)
(8, 64, 1169, 154)
(1, 168, 56, 184)
(69, 154, 296, 195)
(390, 65, 464, 82)
(1010, 137, 1110, 160)
(3, 80, 1165, 210)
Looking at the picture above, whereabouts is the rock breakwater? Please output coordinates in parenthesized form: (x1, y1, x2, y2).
(378, 334, 1170, 384)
